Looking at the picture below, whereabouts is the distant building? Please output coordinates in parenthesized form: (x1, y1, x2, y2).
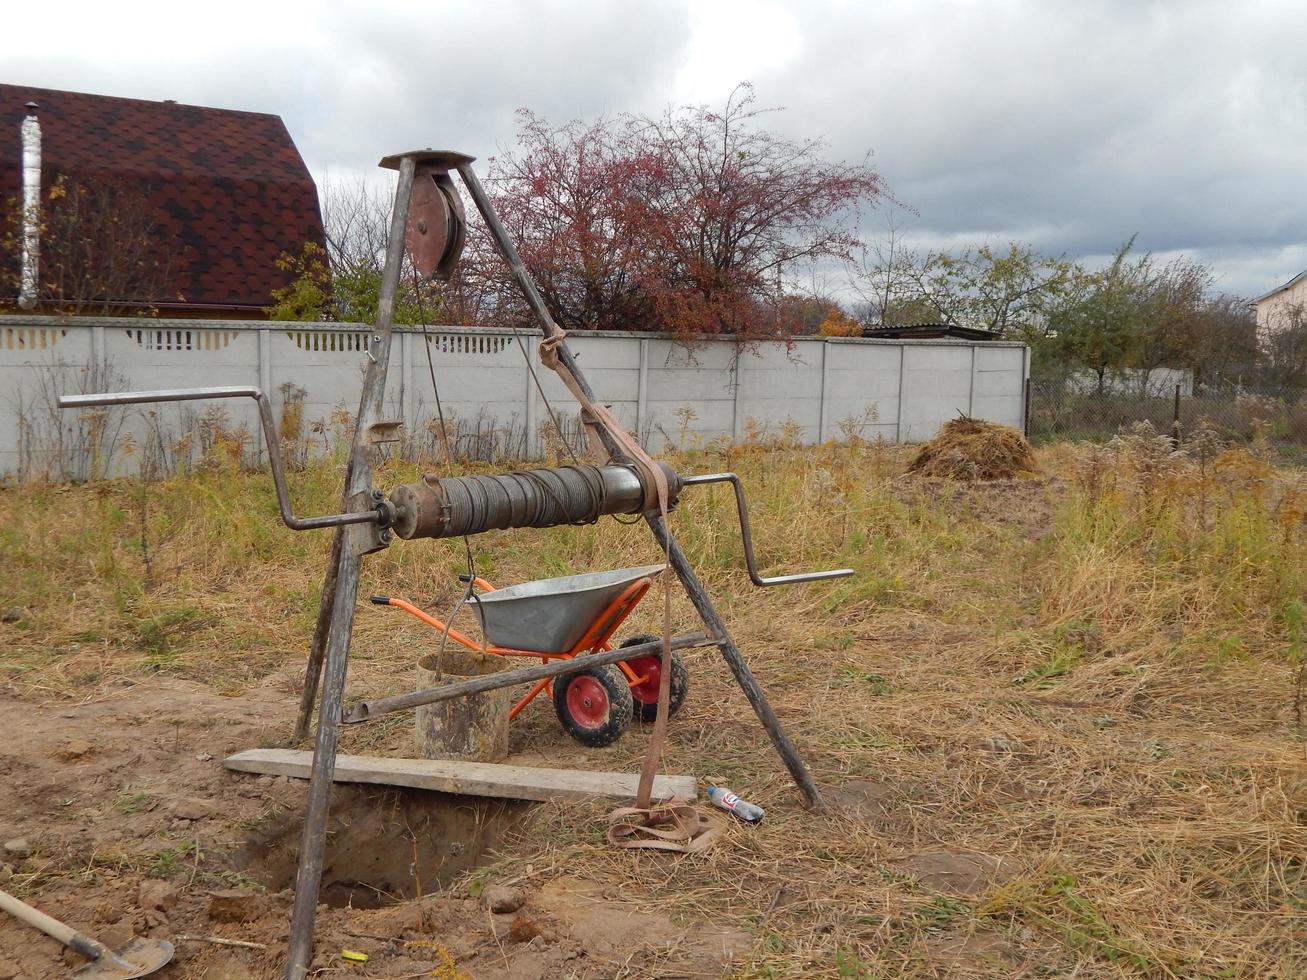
(1253, 270, 1307, 333)
(1068, 367, 1193, 398)
(1, 84, 325, 318)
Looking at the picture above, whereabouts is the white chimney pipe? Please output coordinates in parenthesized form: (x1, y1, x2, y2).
(17, 101, 41, 311)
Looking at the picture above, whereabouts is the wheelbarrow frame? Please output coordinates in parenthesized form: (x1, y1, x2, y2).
(372, 573, 658, 721)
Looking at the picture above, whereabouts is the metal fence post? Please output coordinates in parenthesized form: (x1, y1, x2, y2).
(967, 344, 977, 417)
(818, 339, 831, 442)
(1023, 377, 1032, 436)
(895, 345, 906, 442)
(524, 340, 537, 458)
(732, 344, 745, 441)
(257, 328, 272, 465)
(636, 337, 649, 444)
(1171, 383, 1182, 448)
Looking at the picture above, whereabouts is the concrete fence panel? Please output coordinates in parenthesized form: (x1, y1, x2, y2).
(0, 316, 1029, 479)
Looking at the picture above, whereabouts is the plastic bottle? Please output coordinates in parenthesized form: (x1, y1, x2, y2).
(705, 786, 764, 823)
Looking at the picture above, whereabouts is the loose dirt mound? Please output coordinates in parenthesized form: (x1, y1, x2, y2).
(0, 678, 752, 980)
(907, 417, 1038, 479)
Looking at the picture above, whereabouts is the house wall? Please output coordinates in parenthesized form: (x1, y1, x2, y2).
(1255, 274, 1307, 331)
(0, 316, 1029, 479)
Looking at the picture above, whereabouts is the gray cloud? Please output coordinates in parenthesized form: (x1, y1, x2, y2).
(762, 0, 1307, 293)
(5, 0, 1304, 297)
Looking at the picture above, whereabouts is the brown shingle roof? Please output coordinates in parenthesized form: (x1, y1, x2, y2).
(0, 84, 325, 311)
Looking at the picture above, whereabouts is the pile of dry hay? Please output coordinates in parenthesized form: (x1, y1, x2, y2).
(907, 416, 1038, 479)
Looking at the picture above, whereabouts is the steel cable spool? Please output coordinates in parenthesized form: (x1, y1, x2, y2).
(438, 466, 596, 534)
(389, 462, 679, 541)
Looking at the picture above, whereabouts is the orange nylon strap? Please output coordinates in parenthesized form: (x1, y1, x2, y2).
(607, 800, 726, 853)
(539, 330, 672, 810)
(538, 333, 668, 508)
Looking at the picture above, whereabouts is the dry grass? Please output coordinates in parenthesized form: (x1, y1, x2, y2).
(1, 431, 1305, 977)
(907, 417, 1039, 480)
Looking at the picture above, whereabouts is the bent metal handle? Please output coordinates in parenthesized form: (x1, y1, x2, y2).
(58, 386, 381, 532)
(681, 472, 854, 587)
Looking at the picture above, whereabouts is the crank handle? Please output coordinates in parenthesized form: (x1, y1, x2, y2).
(680, 472, 854, 587)
(58, 385, 382, 532)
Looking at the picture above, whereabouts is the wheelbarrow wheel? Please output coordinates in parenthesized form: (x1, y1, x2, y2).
(619, 634, 689, 723)
(553, 663, 633, 747)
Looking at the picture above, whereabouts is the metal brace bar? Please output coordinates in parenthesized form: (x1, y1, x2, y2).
(59, 386, 381, 532)
(342, 632, 712, 724)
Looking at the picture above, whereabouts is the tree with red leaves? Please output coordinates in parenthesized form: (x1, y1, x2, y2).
(637, 84, 885, 337)
(483, 84, 885, 339)
(488, 111, 656, 332)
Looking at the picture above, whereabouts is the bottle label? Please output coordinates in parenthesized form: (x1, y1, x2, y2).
(721, 792, 739, 809)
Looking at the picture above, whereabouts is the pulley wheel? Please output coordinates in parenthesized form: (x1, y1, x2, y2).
(405, 171, 466, 280)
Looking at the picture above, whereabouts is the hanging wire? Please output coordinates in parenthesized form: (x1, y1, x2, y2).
(404, 228, 618, 670)
(409, 260, 482, 668)
(509, 324, 585, 465)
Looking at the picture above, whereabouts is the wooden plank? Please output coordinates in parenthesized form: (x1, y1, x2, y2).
(224, 749, 697, 804)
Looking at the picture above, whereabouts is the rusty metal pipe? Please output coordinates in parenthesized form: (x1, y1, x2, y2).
(17, 103, 40, 310)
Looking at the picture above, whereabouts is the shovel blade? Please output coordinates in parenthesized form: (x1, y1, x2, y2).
(72, 938, 174, 979)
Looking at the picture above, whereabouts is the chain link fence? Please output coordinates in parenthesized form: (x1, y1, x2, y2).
(1027, 376, 1307, 461)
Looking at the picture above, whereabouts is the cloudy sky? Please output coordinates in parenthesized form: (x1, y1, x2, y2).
(7, 0, 1306, 298)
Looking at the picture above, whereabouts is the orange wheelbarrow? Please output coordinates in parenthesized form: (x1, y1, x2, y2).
(370, 564, 688, 747)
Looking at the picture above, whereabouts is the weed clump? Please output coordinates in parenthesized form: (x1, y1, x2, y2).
(907, 417, 1038, 480)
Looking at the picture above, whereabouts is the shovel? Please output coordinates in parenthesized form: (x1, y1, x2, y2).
(0, 887, 173, 978)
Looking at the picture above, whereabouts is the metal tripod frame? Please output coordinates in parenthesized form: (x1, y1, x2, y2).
(283, 149, 826, 979)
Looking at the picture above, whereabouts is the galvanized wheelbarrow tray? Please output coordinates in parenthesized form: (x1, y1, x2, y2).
(466, 563, 665, 652)
(367, 564, 691, 746)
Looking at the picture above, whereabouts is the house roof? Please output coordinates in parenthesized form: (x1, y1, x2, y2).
(861, 322, 1000, 341)
(1253, 269, 1307, 306)
(0, 84, 325, 311)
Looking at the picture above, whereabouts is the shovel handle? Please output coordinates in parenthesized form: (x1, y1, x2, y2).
(0, 887, 110, 960)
